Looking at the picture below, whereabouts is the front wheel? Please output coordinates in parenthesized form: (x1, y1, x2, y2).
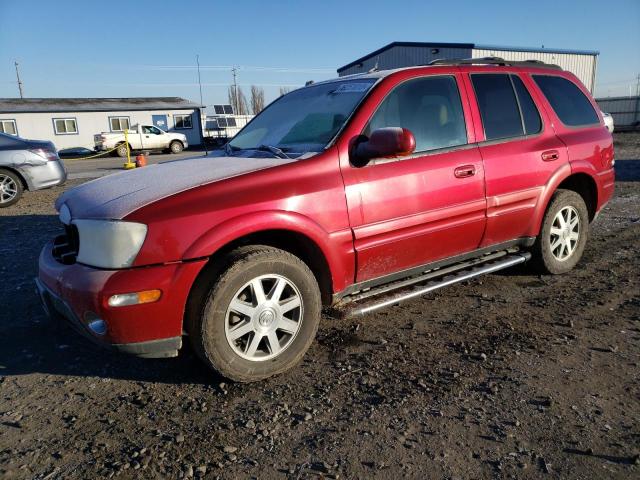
(530, 189, 589, 274)
(169, 141, 184, 154)
(190, 246, 321, 382)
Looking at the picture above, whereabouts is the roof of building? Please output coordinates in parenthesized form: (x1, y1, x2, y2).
(0, 97, 202, 113)
(337, 41, 600, 73)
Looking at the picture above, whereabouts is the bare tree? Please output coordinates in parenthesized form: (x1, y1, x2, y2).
(279, 86, 292, 97)
(228, 86, 249, 115)
(250, 85, 265, 115)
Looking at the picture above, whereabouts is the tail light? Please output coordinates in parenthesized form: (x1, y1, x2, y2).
(30, 148, 59, 161)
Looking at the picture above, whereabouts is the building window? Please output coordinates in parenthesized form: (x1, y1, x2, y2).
(0, 119, 18, 135)
(109, 116, 130, 132)
(53, 118, 78, 135)
(174, 114, 193, 129)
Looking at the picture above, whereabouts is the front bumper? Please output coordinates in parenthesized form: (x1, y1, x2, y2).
(37, 240, 207, 358)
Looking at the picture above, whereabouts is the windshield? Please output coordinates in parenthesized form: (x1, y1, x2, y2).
(227, 79, 376, 158)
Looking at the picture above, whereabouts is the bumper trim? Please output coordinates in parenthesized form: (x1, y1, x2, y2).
(114, 337, 182, 358)
(35, 277, 182, 359)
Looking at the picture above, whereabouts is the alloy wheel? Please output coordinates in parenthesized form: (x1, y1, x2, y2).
(224, 274, 303, 361)
(549, 206, 580, 261)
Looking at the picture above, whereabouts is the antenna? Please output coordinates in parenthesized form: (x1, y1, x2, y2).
(14, 61, 24, 98)
(196, 55, 208, 155)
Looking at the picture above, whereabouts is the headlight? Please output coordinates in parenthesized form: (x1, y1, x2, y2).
(73, 220, 147, 269)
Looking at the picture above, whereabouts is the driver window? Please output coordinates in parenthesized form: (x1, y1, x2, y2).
(364, 76, 467, 153)
(142, 126, 152, 134)
(149, 126, 162, 135)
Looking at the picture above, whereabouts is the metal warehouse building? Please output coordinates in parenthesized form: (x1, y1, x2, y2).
(337, 42, 599, 92)
(0, 97, 203, 151)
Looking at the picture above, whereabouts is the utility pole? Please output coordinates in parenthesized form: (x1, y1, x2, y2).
(196, 55, 208, 155)
(14, 61, 24, 98)
(636, 73, 640, 97)
(231, 66, 238, 114)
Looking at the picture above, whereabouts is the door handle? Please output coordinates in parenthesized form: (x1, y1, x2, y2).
(454, 165, 476, 178)
(541, 150, 560, 161)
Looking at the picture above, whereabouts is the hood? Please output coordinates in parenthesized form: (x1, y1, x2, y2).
(56, 155, 295, 220)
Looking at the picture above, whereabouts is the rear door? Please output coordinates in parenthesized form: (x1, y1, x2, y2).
(340, 73, 487, 282)
(465, 72, 568, 246)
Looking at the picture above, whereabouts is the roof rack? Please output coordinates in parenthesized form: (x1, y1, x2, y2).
(428, 57, 562, 70)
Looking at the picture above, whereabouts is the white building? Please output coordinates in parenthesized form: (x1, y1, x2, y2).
(337, 42, 599, 92)
(0, 97, 203, 151)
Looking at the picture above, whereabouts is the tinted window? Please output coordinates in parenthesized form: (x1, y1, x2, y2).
(511, 76, 542, 135)
(533, 75, 599, 126)
(365, 76, 467, 152)
(472, 74, 523, 140)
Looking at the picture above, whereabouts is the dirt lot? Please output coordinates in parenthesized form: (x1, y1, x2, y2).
(1, 134, 638, 479)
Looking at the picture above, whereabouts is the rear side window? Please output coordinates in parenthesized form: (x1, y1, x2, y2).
(511, 76, 542, 135)
(365, 75, 467, 153)
(472, 74, 523, 140)
(533, 75, 599, 127)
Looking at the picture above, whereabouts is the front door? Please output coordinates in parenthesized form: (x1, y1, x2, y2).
(141, 125, 166, 149)
(340, 74, 487, 282)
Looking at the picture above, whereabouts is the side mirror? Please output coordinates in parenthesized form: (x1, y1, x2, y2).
(351, 127, 416, 166)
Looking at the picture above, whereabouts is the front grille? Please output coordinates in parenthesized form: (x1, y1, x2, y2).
(52, 224, 79, 265)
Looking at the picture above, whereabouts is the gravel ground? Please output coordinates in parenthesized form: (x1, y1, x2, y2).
(1, 133, 639, 479)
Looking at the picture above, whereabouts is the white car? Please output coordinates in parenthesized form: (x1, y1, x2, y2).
(94, 124, 188, 157)
(601, 112, 614, 133)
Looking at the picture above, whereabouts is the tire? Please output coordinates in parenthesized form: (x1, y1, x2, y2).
(190, 245, 321, 382)
(530, 189, 589, 274)
(169, 141, 184, 154)
(0, 168, 24, 208)
(116, 143, 130, 158)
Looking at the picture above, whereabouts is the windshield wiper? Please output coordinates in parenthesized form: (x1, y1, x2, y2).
(224, 143, 240, 156)
(254, 144, 291, 159)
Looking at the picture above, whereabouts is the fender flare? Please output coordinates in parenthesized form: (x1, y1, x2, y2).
(528, 163, 571, 237)
(528, 162, 599, 236)
(183, 210, 351, 292)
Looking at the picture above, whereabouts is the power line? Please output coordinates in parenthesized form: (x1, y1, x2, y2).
(139, 64, 335, 73)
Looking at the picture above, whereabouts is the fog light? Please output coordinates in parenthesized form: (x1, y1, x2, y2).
(107, 289, 162, 307)
(88, 319, 107, 335)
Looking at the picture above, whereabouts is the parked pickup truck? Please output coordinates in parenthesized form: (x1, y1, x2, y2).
(39, 58, 615, 382)
(94, 124, 188, 157)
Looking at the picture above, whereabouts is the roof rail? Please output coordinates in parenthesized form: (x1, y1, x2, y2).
(428, 57, 562, 70)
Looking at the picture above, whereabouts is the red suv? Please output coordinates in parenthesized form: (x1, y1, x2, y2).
(37, 58, 615, 382)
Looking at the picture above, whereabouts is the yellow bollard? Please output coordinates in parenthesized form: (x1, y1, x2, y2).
(122, 128, 136, 169)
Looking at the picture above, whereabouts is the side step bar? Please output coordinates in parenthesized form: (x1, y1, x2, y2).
(332, 252, 531, 318)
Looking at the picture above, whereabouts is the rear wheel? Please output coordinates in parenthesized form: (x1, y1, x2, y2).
(530, 189, 589, 274)
(190, 246, 321, 382)
(0, 169, 23, 207)
(169, 140, 184, 154)
(116, 143, 130, 158)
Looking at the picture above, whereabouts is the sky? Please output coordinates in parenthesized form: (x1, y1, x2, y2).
(0, 0, 639, 108)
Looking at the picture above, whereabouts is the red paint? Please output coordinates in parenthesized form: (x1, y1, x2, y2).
(39, 64, 615, 348)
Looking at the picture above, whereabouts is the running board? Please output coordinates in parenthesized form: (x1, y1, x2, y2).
(331, 252, 531, 318)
